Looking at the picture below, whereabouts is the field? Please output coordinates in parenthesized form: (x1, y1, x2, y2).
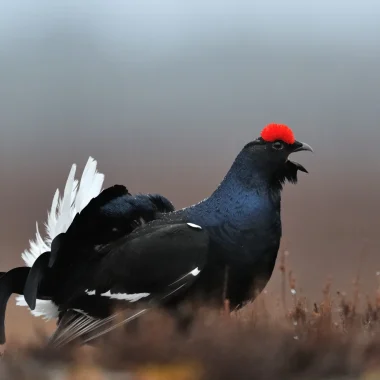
(1, 252, 380, 380)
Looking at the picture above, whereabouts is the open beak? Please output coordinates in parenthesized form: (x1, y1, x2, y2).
(292, 141, 313, 153)
(288, 141, 313, 173)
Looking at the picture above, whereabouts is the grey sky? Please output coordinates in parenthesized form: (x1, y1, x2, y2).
(1, 0, 379, 51)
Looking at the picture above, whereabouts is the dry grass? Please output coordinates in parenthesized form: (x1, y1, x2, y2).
(1, 251, 380, 380)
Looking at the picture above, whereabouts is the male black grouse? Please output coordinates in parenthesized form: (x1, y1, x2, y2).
(0, 123, 312, 345)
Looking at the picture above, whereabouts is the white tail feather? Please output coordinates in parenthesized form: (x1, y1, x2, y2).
(45, 189, 59, 246)
(54, 164, 78, 237)
(21, 157, 104, 268)
(18, 157, 105, 319)
(75, 157, 104, 212)
(21, 223, 50, 267)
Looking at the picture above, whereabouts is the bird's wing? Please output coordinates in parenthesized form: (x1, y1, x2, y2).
(53, 185, 175, 265)
(23, 185, 175, 310)
(48, 222, 209, 347)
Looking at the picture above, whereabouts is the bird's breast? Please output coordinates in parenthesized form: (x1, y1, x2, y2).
(187, 193, 281, 263)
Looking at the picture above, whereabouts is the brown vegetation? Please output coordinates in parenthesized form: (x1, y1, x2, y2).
(1, 251, 380, 380)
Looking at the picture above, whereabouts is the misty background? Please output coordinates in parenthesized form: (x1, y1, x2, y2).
(1, 0, 380, 342)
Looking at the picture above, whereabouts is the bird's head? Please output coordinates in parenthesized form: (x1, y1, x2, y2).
(242, 123, 313, 188)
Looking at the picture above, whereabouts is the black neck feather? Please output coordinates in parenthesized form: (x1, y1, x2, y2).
(271, 160, 299, 191)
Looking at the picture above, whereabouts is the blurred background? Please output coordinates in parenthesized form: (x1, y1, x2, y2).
(1, 0, 380, 342)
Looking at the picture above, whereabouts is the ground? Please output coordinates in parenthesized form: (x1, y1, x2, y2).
(1, 253, 380, 380)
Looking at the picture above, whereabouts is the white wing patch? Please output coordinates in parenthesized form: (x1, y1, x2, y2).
(85, 289, 150, 302)
(187, 223, 202, 230)
(169, 267, 202, 286)
(100, 291, 150, 302)
(49, 272, 200, 347)
(17, 157, 104, 319)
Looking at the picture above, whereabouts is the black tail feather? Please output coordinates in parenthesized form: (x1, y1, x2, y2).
(0, 267, 30, 344)
(24, 252, 50, 310)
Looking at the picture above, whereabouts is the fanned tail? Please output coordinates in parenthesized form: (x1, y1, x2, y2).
(16, 157, 105, 319)
(21, 157, 104, 269)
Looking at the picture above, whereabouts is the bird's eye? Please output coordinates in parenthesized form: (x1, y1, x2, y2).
(272, 141, 284, 150)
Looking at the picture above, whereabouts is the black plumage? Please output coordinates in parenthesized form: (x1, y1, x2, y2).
(0, 267, 30, 343)
(0, 124, 313, 345)
(0, 186, 176, 344)
(27, 186, 176, 298)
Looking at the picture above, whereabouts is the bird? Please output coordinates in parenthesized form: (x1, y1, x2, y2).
(0, 123, 313, 346)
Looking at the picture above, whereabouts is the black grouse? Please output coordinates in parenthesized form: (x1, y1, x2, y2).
(0, 123, 313, 345)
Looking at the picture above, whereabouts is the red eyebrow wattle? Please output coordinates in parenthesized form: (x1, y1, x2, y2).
(260, 123, 295, 145)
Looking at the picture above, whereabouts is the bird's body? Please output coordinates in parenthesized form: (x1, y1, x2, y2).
(48, 146, 283, 315)
(0, 123, 313, 345)
(157, 160, 283, 309)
